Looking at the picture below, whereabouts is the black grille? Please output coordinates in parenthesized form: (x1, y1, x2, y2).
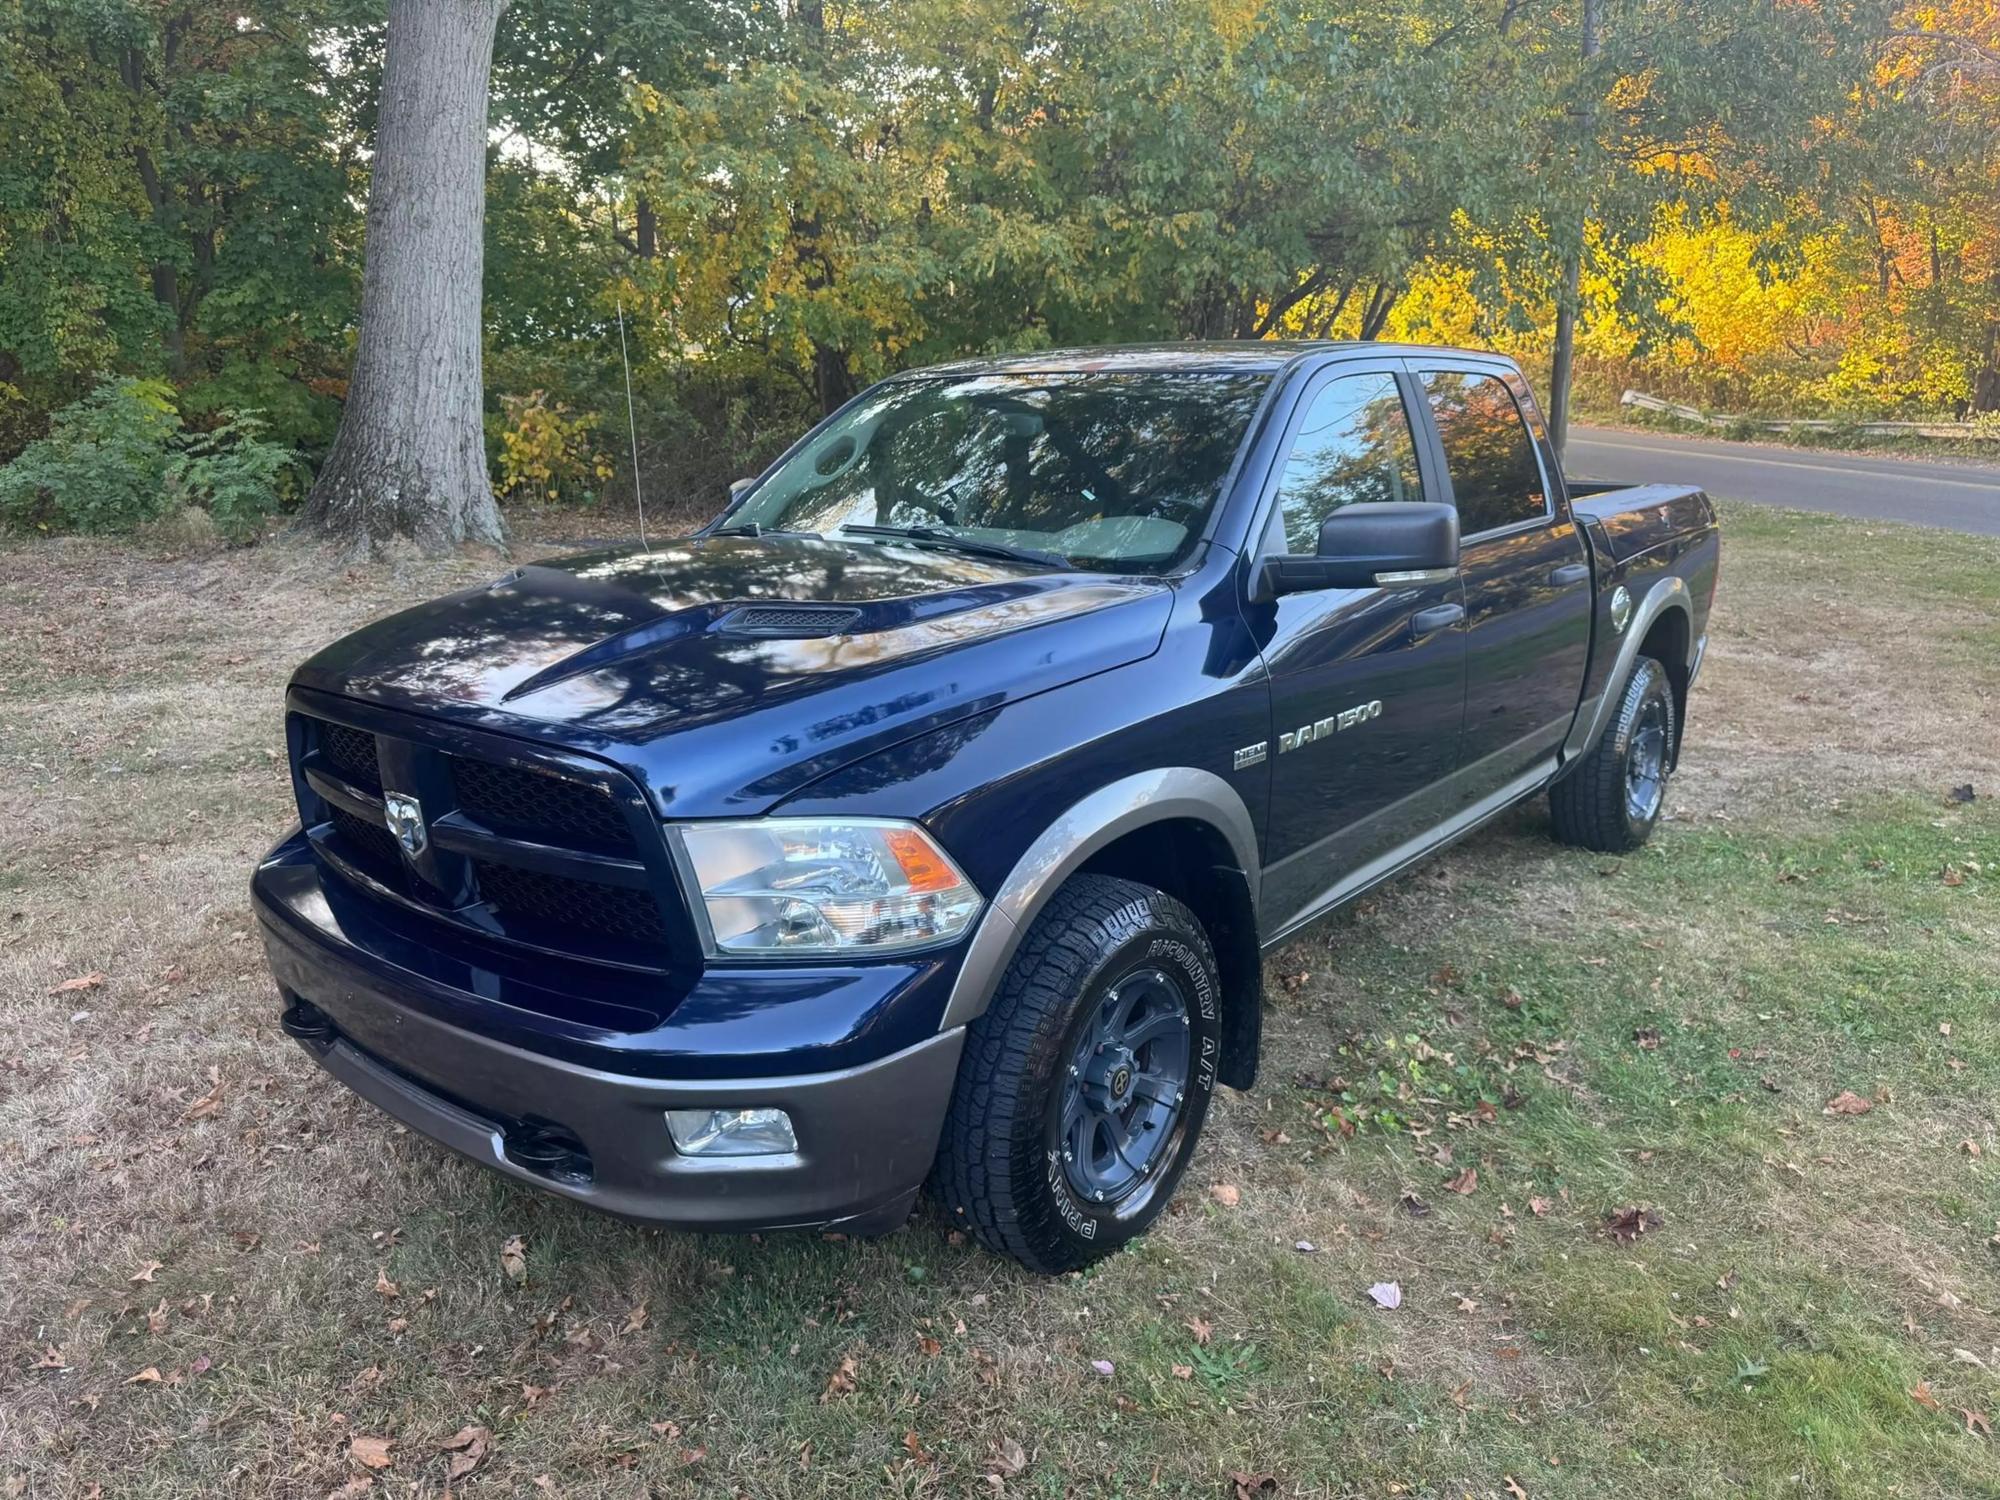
(450, 758, 636, 854)
(472, 860, 667, 946)
(319, 721, 382, 790)
(329, 804, 402, 879)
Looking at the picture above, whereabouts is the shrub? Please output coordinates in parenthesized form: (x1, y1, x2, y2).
(494, 391, 612, 506)
(0, 378, 182, 533)
(166, 411, 302, 543)
(0, 379, 301, 543)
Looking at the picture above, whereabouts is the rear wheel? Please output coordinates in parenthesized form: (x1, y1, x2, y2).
(1550, 655, 1677, 853)
(931, 875, 1221, 1273)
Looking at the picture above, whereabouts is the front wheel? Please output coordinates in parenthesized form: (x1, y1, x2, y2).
(931, 874, 1222, 1273)
(1550, 654, 1677, 853)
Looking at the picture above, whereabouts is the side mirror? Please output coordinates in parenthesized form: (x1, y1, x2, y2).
(728, 476, 755, 502)
(1258, 502, 1459, 598)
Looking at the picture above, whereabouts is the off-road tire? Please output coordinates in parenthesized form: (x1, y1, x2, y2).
(930, 875, 1222, 1273)
(1550, 654, 1676, 853)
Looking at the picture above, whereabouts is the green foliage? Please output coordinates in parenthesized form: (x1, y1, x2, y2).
(0, 0, 1993, 537)
(0, 377, 182, 533)
(165, 411, 302, 543)
(0, 377, 298, 541)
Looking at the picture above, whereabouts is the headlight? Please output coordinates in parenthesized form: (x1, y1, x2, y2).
(675, 818, 983, 956)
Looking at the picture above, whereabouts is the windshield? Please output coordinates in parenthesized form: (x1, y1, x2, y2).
(726, 371, 1270, 573)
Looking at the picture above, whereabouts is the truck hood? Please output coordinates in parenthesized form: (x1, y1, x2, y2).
(293, 534, 1172, 816)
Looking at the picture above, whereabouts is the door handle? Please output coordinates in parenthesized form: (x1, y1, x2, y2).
(1549, 562, 1590, 587)
(1412, 603, 1465, 635)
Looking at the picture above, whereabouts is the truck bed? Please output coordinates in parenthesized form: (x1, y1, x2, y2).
(1565, 480, 1715, 564)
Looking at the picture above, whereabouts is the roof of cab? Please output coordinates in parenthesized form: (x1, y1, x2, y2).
(903, 340, 1509, 379)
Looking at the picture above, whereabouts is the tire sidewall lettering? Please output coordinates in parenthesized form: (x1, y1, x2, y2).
(1039, 908, 1222, 1252)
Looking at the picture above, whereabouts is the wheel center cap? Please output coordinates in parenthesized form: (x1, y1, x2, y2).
(1109, 1065, 1132, 1100)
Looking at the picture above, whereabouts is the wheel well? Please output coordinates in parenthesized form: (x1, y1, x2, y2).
(1076, 818, 1262, 1090)
(1636, 606, 1690, 764)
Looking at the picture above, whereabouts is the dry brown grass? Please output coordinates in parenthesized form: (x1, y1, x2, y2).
(2, 502, 1997, 1498)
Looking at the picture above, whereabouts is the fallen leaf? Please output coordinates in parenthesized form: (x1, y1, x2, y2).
(1632, 1027, 1661, 1050)
(1528, 1196, 1552, 1216)
(1962, 1140, 1982, 1158)
(1824, 1091, 1873, 1116)
(1401, 1192, 1432, 1218)
(820, 1352, 859, 1402)
(620, 1300, 649, 1335)
(1444, 1168, 1479, 1195)
(49, 972, 107, 996)
(1089, 1358, 1115, 1377)
(348, 1435, 394, 1471)
(373, 1269, 399, 1301)
(1294, 1239, 1317, 1253)
(1457, 1296, 1479, 1312)
(1911, 1382, 1940, 1411)
(500, 1235, 528, 1285)
(1504, 1478, 1529, 1500)
(987, 1436, 1029, 1477)
(1230, 1473, 1279, 1499)
(129, 1260, 164, 1284)
(1170, 1363, 1193, 1380)
(327, 1478, 373, 1498)
(439, 1425, 491, 1481)
(124, 1367, 162, 1385)
(1208, 1183, 1241, 1208)
(1367, 1282, 1403, 1310)
(1604, 1206, 1664, 1243)
(1185, 1316, 1213, 1345)
(1964, 1409, 1993, 1438)
(183, 1068, 224, 1120)
(1948, 784, 1976, 804)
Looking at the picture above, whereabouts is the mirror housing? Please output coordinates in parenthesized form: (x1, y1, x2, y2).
(1257, 502, 1459, 599)
(728, 476, 755, 502)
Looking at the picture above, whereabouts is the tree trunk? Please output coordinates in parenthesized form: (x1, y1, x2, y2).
(303, 0, 508, 556)
(1546, 0, 1601, 464)
(1971, 312, 2000, 415)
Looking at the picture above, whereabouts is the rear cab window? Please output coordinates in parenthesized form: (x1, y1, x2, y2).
(1421, 371, 1549, 536)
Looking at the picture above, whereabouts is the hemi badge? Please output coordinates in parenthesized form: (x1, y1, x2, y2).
(1233, 742, 1268, 770)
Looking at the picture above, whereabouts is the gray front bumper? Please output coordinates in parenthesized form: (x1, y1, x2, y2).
(259, 914, 965, 1234)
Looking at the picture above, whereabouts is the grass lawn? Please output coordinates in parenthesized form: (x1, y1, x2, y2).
(2, 501, 1996, 1498)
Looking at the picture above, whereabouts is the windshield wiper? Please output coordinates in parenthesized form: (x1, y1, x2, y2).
(836, 523, 1073, 570)
(708, 521, 821, 540)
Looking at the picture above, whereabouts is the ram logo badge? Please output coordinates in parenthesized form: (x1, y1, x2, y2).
(1279, 699, 1383, 753)
(383, 792, 428, 858)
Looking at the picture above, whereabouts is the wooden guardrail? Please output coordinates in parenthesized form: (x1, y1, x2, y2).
(1619, 390, 1995, 441)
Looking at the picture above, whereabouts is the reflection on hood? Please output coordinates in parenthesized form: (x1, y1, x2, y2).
(293, 533, 1176, 815)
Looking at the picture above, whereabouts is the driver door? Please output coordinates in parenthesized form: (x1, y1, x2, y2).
(1244, 363, 1468, 936)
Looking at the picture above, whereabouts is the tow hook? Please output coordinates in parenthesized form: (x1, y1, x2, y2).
(280, 997, 337, 1046)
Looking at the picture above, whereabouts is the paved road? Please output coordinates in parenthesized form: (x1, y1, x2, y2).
(1567, 424, 2000, 536)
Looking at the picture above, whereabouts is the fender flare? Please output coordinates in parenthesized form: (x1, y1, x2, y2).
(1562, 575, 1696, 764)
(937, 768, 1260, 1031)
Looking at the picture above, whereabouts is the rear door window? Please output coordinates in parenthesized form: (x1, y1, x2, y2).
(1270, 373, 1424, 553)
(1421, 371, 1548, 535)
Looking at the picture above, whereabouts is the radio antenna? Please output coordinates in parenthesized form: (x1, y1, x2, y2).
(616, 294, 649, 549)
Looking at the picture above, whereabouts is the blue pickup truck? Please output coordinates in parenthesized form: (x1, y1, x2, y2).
(254, 342, 1717, 1272)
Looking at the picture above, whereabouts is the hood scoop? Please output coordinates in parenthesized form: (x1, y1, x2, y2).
(719, 604, 864, 638)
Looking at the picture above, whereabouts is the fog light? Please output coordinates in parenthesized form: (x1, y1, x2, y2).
(666, 1106, 797, 1157)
